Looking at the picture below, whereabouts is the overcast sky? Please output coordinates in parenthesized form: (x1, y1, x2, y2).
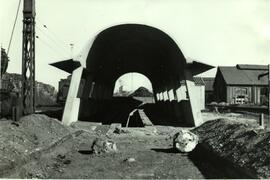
(1, 0, 270, 91)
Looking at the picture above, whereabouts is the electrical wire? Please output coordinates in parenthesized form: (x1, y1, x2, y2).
(36, 18, 70, 49)
(36, 35, 68, 59)
(7, 0, 22, 55)
(35, 25, 70, 56)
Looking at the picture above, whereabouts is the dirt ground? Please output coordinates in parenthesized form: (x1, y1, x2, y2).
(195, 113, 270, 178)
(0, 112, 270, 178)
(0, 114, 226, 179)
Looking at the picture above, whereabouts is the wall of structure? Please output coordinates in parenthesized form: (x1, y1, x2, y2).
(213, 70, 227, 103)
(226, 85, 267, 105)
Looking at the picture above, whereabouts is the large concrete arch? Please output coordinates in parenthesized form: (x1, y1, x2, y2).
(55, 24, 213, 126)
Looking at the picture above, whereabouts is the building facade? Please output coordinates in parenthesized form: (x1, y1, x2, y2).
(213, 65, 269, 105)
(202, 77, 214, 104)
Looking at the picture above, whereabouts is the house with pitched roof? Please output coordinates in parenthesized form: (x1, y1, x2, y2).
(213, 64, 269, 105)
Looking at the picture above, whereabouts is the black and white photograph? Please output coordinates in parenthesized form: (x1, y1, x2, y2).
(0, 0, 270, 179)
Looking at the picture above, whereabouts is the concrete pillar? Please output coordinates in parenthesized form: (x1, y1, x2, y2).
(89, 82, 95, 98)
(163, 91, 169, 101)
(158, 93, 162, 101)
(172, 78, 179, 101)
(167, 90, 170, 101)
(62, 66, 84, 126)
(168, 89, 175, 101)
(81, 75, 93, 98)
(170, 77, 182, 122)
(156, 93, 160, 101)
(173, 88, 178, 101)
(184, 70, 203, 127)
(176, 85, 188, 102)
(91, 83, 104, 99)
(158, 92, 163, 101)
(91, 82, 98, 98)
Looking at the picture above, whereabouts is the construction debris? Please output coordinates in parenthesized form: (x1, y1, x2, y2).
(113, 127, 129, 134)
(124, 157, 136, 163)
(91, 138, 118, 154)
(173, 130, 199, 153)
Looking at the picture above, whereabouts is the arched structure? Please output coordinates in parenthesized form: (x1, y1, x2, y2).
(52, 24, 213, 126)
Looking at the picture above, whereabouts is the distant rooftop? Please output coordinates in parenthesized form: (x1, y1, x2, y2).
(217, 64, 268, 86)
(201, 77, 215, 91)
(236, 64, 268, 70)
(180, 77, 208, 86)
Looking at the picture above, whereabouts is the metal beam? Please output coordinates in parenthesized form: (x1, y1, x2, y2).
(22, 0, 35, 114)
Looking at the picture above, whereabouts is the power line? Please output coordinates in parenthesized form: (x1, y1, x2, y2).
(36, 22, 69, 50)
(36, 35, 68, 59)
(7, 0, 22, 55)
(36, 32, 68, 58)
(36, 18, 71, 49)
(35, 25, 70, 55)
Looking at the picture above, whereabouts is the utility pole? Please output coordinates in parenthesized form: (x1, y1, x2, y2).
(22, 0, 35, 114)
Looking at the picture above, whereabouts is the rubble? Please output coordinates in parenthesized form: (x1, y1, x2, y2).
(173, 130, 199, 153)
(113, 127, 129, 134)
(125, 157, 136, 163)
(91, 138, 118, 154)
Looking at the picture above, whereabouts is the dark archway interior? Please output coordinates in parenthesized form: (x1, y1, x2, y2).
(84, 24, 187, 92)
(78, 24, 191, 126)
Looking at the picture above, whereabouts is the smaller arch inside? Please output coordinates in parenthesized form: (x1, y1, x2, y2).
(113, 72, 154, 103)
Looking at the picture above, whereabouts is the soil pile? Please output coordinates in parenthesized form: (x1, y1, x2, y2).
(0, 114, 72, 177)
(193, 118, 270, 178)
(129, 87, 153, 97)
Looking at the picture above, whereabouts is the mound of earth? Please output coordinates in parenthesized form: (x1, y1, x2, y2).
(129, 87, 153, 97)
(192, 118, 270, 178)
(0, 114, 73, 177)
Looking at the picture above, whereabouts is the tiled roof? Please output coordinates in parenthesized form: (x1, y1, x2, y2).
(218, 65, 268, 86)
(236, 64, 268, 70)
(180, 77, 205, 86)
(193, 77, 205, 85)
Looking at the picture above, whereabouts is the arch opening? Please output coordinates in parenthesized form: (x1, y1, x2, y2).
(113, 72, 154, 103)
